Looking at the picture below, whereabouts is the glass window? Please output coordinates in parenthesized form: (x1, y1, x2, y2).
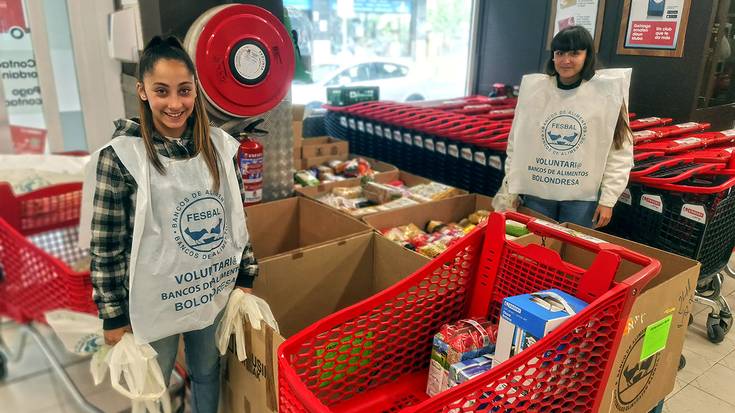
(286, 0, 475, 106)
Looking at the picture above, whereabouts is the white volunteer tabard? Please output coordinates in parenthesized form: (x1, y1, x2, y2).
(80, 129, 247, 344)
(507, 69, 631, 202)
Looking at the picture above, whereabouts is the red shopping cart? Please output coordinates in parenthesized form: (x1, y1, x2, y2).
(278, 211, 660, 412)
(0, 180, 186, 411)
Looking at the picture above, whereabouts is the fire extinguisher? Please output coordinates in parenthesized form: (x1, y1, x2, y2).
(237, 119, 267, 206)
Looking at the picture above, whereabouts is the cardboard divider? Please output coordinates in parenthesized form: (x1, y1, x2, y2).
(511, 221, 699, 413)
(224, 232, 430, 412)
(245, 196, 371, 261)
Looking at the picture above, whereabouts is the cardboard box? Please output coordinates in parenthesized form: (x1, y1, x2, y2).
(300, 153, 349, 169)
(295, 170, 447, 201)
(513, 221, 699, 413)
(493, 289, 588, 368)
(362, 194, 554, 258)
(301, 136, 349, 158)
(298, 154, 397, 177)
(223, 232, 430, 412)
(244, 197, 371, 261)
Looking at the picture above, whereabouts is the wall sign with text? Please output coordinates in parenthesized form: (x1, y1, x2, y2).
(617, 0, 692, 57)
(548, 0, 606, 51)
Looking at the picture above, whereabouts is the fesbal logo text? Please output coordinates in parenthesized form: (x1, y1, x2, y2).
(172, 190, 228, 260)
(540, 110, 587, 155)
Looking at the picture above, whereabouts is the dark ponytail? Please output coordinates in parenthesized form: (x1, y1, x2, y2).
(137, 36, 220, 192)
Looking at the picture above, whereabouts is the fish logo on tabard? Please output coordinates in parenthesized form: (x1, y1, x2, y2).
(541, 110, 587, 155)
(172, 191, 228, 259)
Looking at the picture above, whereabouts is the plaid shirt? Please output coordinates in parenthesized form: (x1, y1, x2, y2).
(91, 118, 258, 330)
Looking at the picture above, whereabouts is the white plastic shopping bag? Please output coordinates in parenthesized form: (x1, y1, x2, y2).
(216, 289, 279, 361)
(45, 310, 104, 355)
(90, 333, 171, 413)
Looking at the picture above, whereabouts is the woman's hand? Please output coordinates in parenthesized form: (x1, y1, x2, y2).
(593, 205, 613, 228)
(103, 325, 132, 346)
(237, 287, 252, 294)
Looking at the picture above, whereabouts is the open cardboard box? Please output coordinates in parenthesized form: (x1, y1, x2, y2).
(511, 220, 699, 413)
(297, 154, 398, 182)
(244, 196, 371, 261)
(301, 136, 349, 158)
(362, 194, 554, 257)
(223, 232, 431, 413)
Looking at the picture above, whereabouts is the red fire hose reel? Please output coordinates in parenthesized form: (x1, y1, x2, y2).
(184, 4, 295, 118)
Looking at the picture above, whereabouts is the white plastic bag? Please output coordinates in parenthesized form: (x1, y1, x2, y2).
(90, 333, 171, 413)
(216, 289, 279, 361)
(45, 310, 104, 355)
(491, 178, 520, 212)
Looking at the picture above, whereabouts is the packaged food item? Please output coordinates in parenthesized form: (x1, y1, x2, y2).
(375, 197, 420, 211)
(493, 290, 587, 368)
(448, 354, 494, 388)
(332, 186, 363, 199)
(462, 224, 476, 234)
(294, 170, 320, 187)
(418, 242, 446, 258)
(425, 220, 446, 233)
(327, 159, 343, 170)
(350, 206, 381, 217)
(317, 165, 334, 177)
(363, 182, 403, 204)
(320, 173, 339, 183)
(427, 318, 497, 396)
(468, 210, 490, 225)
(382, 225, 423, 243)
(505, 220, 529, 237)
(408, 182, 461, 202)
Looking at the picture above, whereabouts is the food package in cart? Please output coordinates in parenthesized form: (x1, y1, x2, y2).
(427, 318, 497, 396)
(448, 354, 495, 388)
(493, 289, 588, 368)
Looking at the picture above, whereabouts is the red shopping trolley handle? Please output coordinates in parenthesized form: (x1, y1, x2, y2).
(501, 211, 661, 295)
(633, 162, 723, 185)
(643, 171, 735, 194)
(630, 156, 693, 178)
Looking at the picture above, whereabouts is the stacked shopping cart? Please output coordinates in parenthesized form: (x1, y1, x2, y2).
(325, 96, 516, 197)
(607, 119, 735, 343)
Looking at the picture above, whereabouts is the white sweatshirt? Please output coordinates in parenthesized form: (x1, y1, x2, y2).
(503, 71, 633, 208)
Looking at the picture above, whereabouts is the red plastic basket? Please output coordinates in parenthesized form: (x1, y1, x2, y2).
(278, 212, 660, 413)
(0, 182, 96, 324)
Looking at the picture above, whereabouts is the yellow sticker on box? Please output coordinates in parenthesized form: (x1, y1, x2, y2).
(640, 315, 672, 362)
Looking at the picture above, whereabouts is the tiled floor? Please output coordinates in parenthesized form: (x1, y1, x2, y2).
(3, 277, 735, 412)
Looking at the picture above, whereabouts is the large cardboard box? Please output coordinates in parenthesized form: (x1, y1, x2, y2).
(513, 221, 699, 413)
(301, 136, 349, 158)
(223, 232, 431, 412)
(244, 197, 371, 261)
(362, 194, 553, 258)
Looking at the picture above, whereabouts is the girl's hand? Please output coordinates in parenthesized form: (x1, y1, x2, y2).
(237, 287, 253, 295)
(103, 325, 132, 346)
(593, 205, 613, 228)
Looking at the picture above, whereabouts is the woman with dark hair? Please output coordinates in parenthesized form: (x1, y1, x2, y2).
(493, 25, 633, 229)
(80, 36, 258, 413)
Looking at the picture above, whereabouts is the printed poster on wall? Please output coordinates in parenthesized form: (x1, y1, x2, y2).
(617, 0, 691, 57)
(554, 0, 601, 40)
(548, 0, 605, 50)
(0, 0, 47, 154)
